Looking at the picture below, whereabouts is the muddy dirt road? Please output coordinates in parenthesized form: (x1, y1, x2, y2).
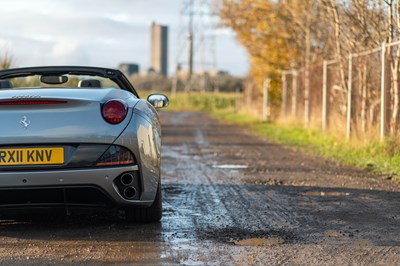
(0, 111, 400, 265)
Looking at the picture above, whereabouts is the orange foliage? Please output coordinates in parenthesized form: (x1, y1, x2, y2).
(221, 0, 294, 88)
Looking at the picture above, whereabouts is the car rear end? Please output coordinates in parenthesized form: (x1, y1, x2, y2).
(0, 87, 159, 219)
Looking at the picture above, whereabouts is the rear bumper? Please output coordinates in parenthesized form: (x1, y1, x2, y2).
(0, 165, 156, 208)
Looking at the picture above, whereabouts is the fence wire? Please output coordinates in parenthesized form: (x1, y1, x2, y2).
(265, 41, 400, 141)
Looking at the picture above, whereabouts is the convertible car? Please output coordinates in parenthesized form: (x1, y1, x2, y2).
(0, 66, 168, 222)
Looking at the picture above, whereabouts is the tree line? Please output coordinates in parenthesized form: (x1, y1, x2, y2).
(221, 0, 400, 134)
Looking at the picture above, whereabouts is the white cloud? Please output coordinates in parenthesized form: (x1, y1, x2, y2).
(51, 41, 89, 65)
(0, 39, 13, 49)
(0, 0, 248, 75)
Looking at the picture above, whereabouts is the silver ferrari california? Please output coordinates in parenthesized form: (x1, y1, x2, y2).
(0, 66, 168, 222)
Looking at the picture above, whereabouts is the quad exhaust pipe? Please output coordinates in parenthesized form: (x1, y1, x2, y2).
(123, 186, 137, 199)
(120, 173, 134, 186)
(117, 172, 139, 200)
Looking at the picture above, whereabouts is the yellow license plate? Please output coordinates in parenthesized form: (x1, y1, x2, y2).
(0, 148, 64, 166)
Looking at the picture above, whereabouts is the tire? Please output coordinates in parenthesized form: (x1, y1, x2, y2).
(125, 181, 162, 223)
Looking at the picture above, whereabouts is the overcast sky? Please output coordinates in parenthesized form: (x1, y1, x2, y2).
(0, 0, 249, 76)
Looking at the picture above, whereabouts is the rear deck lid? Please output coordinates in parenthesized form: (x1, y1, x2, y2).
(0, 88, 137, 145)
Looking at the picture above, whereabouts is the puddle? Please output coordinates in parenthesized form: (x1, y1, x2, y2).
(198, 227, 297, 244)
(233, 237, 284, 246)
(212, 164, 248, 169)
(180, 258, 204, 266)
(172, 244, 198, 251)
(303, 191, 350, 197)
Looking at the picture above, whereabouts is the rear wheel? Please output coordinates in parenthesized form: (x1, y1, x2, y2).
(125, 181, 162, 223)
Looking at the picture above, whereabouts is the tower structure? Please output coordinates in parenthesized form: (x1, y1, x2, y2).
(175, 0, 220, 79)
(151, 22, 168, 77)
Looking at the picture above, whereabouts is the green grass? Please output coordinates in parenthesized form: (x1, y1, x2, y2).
(167, 93, 400, 178)
(166, 92, 239, 112)
(216, 111, 400, 178)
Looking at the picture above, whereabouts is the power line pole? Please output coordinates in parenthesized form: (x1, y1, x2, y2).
(187, 0, 194, 79)
(176, 0, 219, 91)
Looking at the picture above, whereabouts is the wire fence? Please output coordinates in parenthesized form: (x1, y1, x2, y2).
(262, 40, 400, 141)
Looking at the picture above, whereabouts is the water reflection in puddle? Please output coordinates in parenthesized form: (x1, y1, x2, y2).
(303, 191, 350, 197)
(212, 164, 248, 169)
(233, 237, 285, 246)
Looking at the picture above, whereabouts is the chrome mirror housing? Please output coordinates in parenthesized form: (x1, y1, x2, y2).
(147, 94, 169, 108)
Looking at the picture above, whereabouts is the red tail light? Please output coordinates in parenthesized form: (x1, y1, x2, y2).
(101, 100, 127, 124)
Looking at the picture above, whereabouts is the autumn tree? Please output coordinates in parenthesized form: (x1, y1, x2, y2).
(221, 0, 293, 87)
(222, 0, 330, 123)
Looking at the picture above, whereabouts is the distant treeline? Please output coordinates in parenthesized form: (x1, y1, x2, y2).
(129, 73, 243, 93)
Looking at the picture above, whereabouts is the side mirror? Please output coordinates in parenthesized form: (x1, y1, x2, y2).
(147, 94, 169, 108)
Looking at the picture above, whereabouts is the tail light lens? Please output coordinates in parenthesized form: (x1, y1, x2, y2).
(102, 100, 127, 124)
(96, 145, 135, 167)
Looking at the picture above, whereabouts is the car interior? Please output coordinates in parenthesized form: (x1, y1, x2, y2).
(0, 80, 13, 89)
(0, 78, 104, 89)
(77, 79, 102, 88)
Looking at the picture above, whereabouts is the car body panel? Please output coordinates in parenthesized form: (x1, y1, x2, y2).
(0, 66, 166, 215)
(0, 165, 145, 202)
(0, 88, 139, 145)
(113, 101, 162, 201)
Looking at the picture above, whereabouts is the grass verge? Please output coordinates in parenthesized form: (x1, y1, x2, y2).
(166, 92, 239, 112)
(214, 112, 400, 178)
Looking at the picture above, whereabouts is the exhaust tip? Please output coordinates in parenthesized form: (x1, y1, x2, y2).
(120, 173, 134, 186)
(123, 186, 137, 199)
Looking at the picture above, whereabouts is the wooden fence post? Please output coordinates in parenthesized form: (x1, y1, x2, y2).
(281, 72, 288, 118)
(322, 60, 328, 132)
(263, 78, 271, 121)
(291, 70, 298, 117)
(380, 42, 387, 141)
(346, 54, 353, 140)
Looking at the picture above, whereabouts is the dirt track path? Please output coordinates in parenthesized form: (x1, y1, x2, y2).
(0, 111, 400, 265)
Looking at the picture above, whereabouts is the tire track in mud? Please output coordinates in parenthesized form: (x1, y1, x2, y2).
(162, 116, 297, 240)
(161, 111, 400, 265)
(162, 114, 303, 265)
